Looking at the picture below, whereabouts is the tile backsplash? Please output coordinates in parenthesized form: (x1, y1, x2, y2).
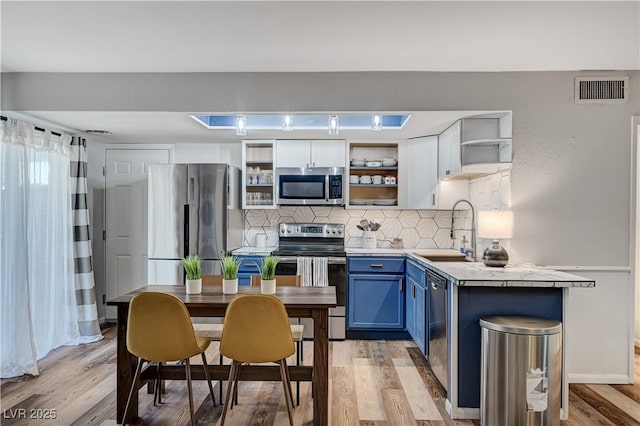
(244, 207, 467, 249)
(243, 170, 511, 251)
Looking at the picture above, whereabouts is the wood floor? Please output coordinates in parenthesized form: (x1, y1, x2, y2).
(1, 326, 639, 425)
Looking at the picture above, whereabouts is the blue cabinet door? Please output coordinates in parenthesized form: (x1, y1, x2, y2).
(406, 277, 417, 338)
(348, 274, 405, 330)
(236, 256, 263, 286)
(406, 259, 428, 353)
(414, 282, 427, 354)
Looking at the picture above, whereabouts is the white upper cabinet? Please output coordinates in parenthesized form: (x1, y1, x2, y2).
(407, 136, 438, 209)
(276, 140, 345, 168)
(438, 121, 461, 179)
(310, 140, 346, 167)
(438, 116, 512, 180)
(406, 136, 469, 209)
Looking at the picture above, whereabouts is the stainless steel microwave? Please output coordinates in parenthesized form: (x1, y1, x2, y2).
(276, 167, 345, 205)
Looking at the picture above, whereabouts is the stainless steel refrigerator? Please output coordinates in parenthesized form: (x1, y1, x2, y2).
(147, 164, 242, 284)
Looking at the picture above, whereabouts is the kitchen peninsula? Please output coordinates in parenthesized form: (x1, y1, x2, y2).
(235, 246, 596, 420)
(347, 248, 595, 420)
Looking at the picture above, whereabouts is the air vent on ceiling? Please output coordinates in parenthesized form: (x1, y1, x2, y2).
(575, 77, 628, 104)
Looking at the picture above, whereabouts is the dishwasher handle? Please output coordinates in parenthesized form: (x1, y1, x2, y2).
(427, 270, 448, 290)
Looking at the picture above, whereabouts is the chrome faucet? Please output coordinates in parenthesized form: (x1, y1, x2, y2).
(450, 199, 476, 261)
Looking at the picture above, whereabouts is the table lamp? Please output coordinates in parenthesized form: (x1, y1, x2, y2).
(477, 210, 513, 267)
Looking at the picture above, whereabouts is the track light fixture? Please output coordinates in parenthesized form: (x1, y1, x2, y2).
(283, 115, 293, 131)
(328, 115, 339, 135)
(235, 115, 247, 136)
(372, 115, 382, 131)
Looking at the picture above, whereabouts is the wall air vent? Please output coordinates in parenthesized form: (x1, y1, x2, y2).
(575, 77, 628, 104)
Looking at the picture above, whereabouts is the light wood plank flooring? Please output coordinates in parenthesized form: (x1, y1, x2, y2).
(1, 326, 639, 425)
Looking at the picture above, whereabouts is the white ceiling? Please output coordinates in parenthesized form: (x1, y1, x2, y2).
(2, 1, 638, 143)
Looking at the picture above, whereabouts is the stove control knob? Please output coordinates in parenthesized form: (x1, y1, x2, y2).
(286, 227, 292, 234)
(331, 228, 336, 234)
(337, 228, 342, 234)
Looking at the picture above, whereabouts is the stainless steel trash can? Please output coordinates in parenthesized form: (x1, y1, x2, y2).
(480, 316, 562, 426)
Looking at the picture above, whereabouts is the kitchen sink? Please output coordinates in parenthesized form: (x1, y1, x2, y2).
(412, 253, 472, 262)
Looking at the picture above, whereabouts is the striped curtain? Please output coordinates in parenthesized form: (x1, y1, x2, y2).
(70, 137, 102, 343)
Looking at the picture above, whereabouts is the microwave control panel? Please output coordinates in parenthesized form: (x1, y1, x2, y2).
(329, 175, 343, 199)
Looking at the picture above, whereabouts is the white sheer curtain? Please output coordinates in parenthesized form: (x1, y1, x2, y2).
(1, 118, 80, 378)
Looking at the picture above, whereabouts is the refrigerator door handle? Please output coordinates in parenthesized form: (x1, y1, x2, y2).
(189, 177, 195, 202)
(183, 204, 189, 257)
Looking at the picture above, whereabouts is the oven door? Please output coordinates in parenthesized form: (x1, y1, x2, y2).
(275, 257, 346, 340)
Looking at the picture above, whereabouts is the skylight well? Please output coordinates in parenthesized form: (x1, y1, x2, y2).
(190, 114, 411, 135)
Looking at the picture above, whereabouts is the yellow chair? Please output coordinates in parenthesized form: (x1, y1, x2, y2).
(194, 275, 305, 405)
(124, 292, 216, 426)
(250, 274, 301, 286)
(219, 294, 296, 426)
(251, 275, 304, 405)
(202, 274, 223, 286)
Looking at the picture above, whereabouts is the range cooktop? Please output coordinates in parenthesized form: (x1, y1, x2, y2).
(274, 222, 345, 257)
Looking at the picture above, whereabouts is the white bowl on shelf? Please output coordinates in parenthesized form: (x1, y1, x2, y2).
(351, 158, 366, 167)
(373, 199, 398, 206)
(366, 161, 382, 167)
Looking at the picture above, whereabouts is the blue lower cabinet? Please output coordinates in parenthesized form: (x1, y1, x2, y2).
(406, 280, 416, 337)
(414, 282, 426, 353)
(456, 286, 563, 409)
(406, 275, 427, 353)
(406, 259, 428, 354)
(348, 273, 405, 330)
(237, 273, 252, 286)
(236, 256, 263, 286)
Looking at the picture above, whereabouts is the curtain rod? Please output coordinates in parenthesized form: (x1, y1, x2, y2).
(0, 115, 62, 137)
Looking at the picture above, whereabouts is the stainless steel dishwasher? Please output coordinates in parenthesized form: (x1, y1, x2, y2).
(428, 269, 448, 392)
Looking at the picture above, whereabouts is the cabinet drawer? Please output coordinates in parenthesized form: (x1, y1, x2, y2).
(237, 256, 263, 273)
(348, 257, 405, 274)
(406, 260, 426, 284)
(238, 273, 253, 287)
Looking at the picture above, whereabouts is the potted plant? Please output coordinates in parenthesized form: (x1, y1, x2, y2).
(221, 256, 241, 294)
(258, 256, 279, 294)
(182, 255, 202, 294)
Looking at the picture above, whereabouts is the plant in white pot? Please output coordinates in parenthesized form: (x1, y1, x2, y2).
(258, 256, 279, 294)
(221, 256, 241, 294)
(183, 255, 202, 294)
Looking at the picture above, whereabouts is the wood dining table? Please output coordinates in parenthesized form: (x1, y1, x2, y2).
(107, 285, 336, 425)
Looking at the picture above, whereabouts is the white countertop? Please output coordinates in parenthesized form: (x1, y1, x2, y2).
(232, 246, 594, 288)
(345, 248, 465, 257)
(405, 253, 595, 288)
(232, 246, 277, 256)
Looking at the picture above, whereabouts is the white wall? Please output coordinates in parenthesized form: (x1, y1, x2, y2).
(172, 142, 241, 168)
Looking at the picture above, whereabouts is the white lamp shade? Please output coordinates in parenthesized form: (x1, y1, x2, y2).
(477, 210, 514, 239)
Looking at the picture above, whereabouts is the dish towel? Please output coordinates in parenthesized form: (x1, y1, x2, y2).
(312, 257, 329, 287)
(297, 257, 313, 287)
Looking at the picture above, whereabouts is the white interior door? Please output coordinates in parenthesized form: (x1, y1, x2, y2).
(105, 149, 169, 320)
